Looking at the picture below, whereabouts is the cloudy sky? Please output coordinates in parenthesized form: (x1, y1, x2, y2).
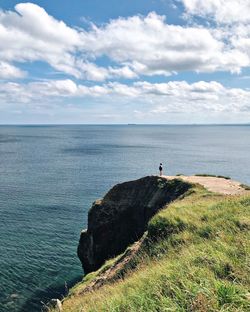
(1, 0, 250, 124)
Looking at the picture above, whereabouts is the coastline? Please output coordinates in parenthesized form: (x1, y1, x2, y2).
(48, 175, 250, 312)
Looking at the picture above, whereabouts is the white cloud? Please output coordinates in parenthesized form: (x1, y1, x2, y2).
(1, 3, 250, 123)
(181, 0, 250, 24)
(30, 79, 79, 96)
(80, 12, 249, 75)
(108, 65, 137, 79)
(137, 81, 245, 112)
(0, 82, 32, 103)
(0, 79, 250, 114)
(75, 61, 137, 81)
(180, 0, 250, 74)
(0, 61, 26, 78)
(0, 3, 138, 80)
(1, 3, 250, 80)
(0, 3, 81, 77)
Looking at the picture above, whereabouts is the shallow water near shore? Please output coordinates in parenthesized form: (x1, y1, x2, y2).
(0, 124, 249, 311)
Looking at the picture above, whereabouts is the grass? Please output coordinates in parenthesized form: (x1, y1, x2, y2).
(195, 174, 231, 179)
(57, 185, 250, 312)
(69, 252, 127, 295)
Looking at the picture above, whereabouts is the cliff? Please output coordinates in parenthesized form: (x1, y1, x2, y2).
(77, 176, 191, 273)
(50, 176, 250, 312)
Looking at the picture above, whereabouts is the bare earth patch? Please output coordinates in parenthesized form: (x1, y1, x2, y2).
(164, 175, 250, 195)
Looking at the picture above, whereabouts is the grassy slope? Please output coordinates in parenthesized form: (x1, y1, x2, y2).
(60, 185, 250, 312)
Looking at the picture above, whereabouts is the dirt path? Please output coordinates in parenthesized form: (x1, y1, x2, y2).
(163, 175, 249, 195)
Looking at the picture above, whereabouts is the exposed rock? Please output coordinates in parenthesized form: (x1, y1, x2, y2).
(42, 299, 62, 312)
(78, 176, 191, 273)
(78, 234, 146, 295)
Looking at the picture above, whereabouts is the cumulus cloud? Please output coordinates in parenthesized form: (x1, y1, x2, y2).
(132, 80, 250, 113)
(1, 2, 250, 123)
(0, 3, 81, 77)
(80, 11, 249, 75)
(181, 0, 250, 24)
(179, 0, 250, 75)
(76, 62, 137, 81)
(0, 79, 249, 114)
(0, 3, 138, 80)
(0, 61, 26, 78)
(1, 3, 250, 80)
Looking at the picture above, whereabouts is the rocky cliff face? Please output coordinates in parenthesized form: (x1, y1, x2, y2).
(78, 176, 191, 273)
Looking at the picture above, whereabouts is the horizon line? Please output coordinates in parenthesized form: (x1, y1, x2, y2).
(0, 123, 249, 126)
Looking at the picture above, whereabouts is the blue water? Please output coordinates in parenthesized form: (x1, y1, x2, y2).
(0, 125, 249, 311)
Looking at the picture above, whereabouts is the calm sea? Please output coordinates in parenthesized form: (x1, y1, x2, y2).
(0, 125, 249, 311)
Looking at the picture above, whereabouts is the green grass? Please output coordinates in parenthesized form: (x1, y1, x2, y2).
(58, 186, 250, 312)
(69, 251, 130, 295)
(195, 174, 231, 180)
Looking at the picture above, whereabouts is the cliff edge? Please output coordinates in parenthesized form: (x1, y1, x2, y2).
(77, 176, 191, 273)
(49, 176, 250, 312)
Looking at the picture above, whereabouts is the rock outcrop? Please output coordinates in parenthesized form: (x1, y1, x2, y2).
(78, 176, 191, 273)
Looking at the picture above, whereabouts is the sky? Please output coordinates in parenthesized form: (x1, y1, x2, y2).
(1, 0, 250, 124)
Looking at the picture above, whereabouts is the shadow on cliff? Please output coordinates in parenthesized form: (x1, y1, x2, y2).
(78, 176, 192, 273)
(20, 275, 82, 312)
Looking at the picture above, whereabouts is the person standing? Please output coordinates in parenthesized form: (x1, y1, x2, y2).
(159, 163, 163, 176)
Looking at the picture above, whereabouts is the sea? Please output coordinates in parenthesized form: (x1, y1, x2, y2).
(0, 125, 249, 312)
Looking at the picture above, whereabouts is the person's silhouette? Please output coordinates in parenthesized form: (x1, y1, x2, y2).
(159, 163, 163, 176)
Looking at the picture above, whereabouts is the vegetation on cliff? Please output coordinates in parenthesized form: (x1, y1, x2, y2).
(56, 182, 250, 312)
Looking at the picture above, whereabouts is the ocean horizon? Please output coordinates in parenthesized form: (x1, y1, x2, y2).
(0, 123, 249, 126)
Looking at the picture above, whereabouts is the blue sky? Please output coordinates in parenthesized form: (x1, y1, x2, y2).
(0, 1, 182, 25)
(0, 0, 250, 124)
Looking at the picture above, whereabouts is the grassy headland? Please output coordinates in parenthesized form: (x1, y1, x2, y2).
(56, 184, 250, 312)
